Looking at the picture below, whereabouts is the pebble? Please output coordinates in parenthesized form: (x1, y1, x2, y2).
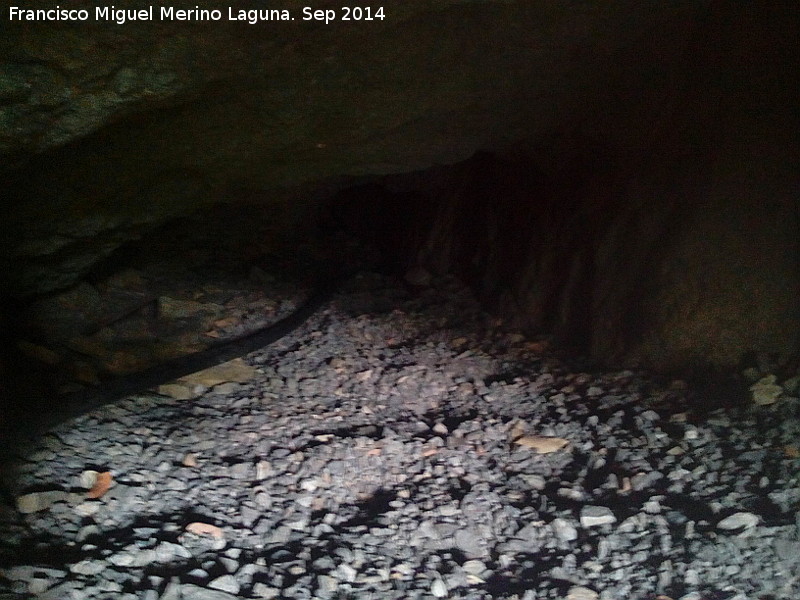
(520, 473, 547, 489)
(162, 579, 183, 600)
(219, 556, 239, 573)
(552, 517, 579, 541)
(69, 559, 107, 575)
(28, 579, 51, 595)
(454, 527, 487, 557)
(76, 524, 101, 542)
(567, 586, 600, 600)
(337, 564, 358, 582)
(717, 512, 759, 531)
(187, 568, 209, 578)
(208, 574, 240, 595)
(229, 462, 251, 479)
(317, 574, 338, 594)
(252, 583, 281, 599)
(108, 552, 137, 567)
(433, 422, 449, 435)
(155, 541, 192, 562)
(580, 506, 617, 528)
(74, 501, 101, 517)
(16, 491, 68, 514)
(462, 560, 486, 575)
(750, 375, 783, 405)
(431, 578, 448, 597)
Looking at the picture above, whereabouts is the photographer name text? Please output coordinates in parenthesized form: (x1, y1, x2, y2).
(8, 5, 386, 25)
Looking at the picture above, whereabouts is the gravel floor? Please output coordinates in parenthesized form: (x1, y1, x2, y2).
(1, 272, 799, 600)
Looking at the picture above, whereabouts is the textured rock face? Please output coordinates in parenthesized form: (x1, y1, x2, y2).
(1, 1, 798, 371)
(384, 148, 798, 372)
(330, 5, 800, 372)
(0, 0, 702, 295)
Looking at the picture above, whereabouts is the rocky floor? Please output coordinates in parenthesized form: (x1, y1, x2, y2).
(1, 271, 799, 600)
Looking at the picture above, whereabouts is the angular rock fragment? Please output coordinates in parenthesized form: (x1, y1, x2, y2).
(580, 506, 617, 528)
(514, 435, 569, 453)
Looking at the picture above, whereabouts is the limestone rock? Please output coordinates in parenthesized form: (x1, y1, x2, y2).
(580, 506, 617, 528)
(717, 512, 759, 531)
(16, 491, 68, 514)
(178, 358, 258, 387)
(750, 375, 783, 406)
(514, 435, 569, 453)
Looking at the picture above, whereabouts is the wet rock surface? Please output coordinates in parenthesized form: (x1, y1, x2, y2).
(1, 272, 799, 599)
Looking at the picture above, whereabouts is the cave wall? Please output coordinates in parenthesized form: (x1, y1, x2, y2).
(1, 1, 798, 373)
(351, 4, 800, 372)
(393, 145, 798, 373)
(1, 0, 704, 296)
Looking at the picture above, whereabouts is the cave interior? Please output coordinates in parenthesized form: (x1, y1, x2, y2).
(0, 2, 799, 599)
